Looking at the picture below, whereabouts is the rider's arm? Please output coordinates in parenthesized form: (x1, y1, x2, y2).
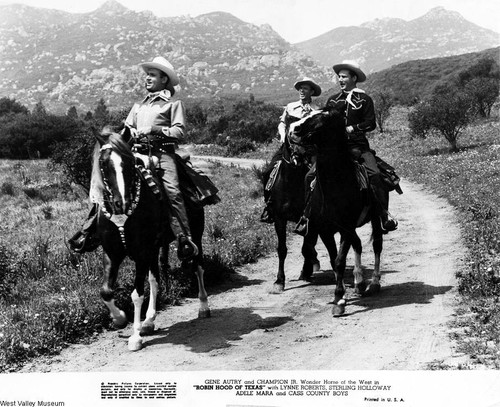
(151, 100, 186, 143)
(277, 107, 288, 143)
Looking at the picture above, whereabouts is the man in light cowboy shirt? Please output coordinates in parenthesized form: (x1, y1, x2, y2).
(326, 60, 397, 233)
(260, 77, 322, 223)
(124, 56, 198, 260)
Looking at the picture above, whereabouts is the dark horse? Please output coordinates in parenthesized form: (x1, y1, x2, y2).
(94, 131, 210, 351)
(290, 108, 384, 316)
(262, 137, 321, 294)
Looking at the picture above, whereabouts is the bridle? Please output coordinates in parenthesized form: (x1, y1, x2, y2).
(99, 143, 142, 249)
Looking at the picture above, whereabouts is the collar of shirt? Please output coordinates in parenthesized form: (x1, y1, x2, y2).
(142, 89, 172, 104)
(343, 88, 365, 108)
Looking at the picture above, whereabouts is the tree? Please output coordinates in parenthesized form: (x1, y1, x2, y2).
(67, 106, 78, 119)
(408, 83, 475, 152)
(457, 57, 500, 118)
(464, 77, 499, 118)
(372, 90, 394, 133)
(93, 98, 109, 125)
(0, 97, 28, 117)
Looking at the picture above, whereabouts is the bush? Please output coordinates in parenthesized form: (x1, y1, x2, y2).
(0, 182, 15, 196)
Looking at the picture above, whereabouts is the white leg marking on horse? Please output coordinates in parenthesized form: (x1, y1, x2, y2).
(141, 272, 158, 335)
(128, 289, 144, 351)
(104, 299, 127, 327)
(195, 266, 210, 317)
(353, 251, 364, 285)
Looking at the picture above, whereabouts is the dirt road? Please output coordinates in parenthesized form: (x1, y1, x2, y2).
(20, 158, 468, 372)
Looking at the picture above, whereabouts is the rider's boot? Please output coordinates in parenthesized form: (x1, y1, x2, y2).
(68, 205, 100, 253)
(260, 201, 275, 224)
(370, 175, 398, 233)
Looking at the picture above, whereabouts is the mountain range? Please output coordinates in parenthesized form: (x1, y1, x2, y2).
(0, 1, 498, 114)
(295, 7, 499, 73)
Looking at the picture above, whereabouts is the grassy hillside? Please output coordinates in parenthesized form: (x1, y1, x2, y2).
(365, 47, 500, 105)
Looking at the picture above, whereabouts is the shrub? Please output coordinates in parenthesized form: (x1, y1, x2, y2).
(0, 182, 15, 196)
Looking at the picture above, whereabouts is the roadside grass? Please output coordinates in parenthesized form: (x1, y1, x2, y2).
(371, 107, 500, 368)
(0, 159, 274, 372)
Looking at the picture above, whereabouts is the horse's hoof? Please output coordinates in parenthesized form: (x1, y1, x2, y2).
(128, 335, 143, 351)
(140, 321, 155, 336)
(113, 311, 128, 329)
(198, 309, 211, 318)
(354, 281, 367, 295)
(332, 299, 346, 317)
(367, 283, 381, 295)
(269, 283, 284, 294)
(299, 272, 313, 282)
(313, 262, 321, 273)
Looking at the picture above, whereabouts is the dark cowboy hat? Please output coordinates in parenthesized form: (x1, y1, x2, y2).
(140, 56, 179, 95)
(294, 77, 322, 96)
(332, 60, 367, 83)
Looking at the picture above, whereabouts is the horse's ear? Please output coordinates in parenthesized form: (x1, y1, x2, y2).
(95, 132, 107, 146)
(121, 125, 133, 145)
(95, 126, 111, 146)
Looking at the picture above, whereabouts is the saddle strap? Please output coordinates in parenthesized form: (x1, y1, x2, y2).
(136, 165, 162, 197)
(265, 160, 282, 191)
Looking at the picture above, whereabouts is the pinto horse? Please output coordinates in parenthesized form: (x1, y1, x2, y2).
(289, 108, 384, 316)
(94, 131, 210, 351)
(262, 137, 321, 293)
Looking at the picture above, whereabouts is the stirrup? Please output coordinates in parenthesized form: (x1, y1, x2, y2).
(382, 218, 398, 232)
(67, 231, 100, 253)
(293, 216, 309, 237)
(260, 206, 274, 224)
(177, 235, 199, 261)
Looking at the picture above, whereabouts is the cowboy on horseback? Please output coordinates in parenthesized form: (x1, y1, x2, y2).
(294, 60, 398, 236)
(69, 56, 199, 260)
(260, 77, 322, 223)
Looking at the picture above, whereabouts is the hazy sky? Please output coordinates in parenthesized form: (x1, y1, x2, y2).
(1, 0, 499, 43)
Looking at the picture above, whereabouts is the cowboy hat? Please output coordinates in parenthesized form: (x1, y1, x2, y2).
(294, 77, 322, 96)
(140, 57, 179, 94)
(332, 60, 367, 83)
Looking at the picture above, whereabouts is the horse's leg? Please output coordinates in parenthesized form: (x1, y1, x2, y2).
(318, 231, 337, 276)
(367, 215, 384, 295)
(352, 230, 366, 295)
(128, 260, 149, 351)
(270, 217, 287, 293)
(140, 263, 159, 335)
(100, 251, 128, 329)
(332, 232, 358, 317)
(188, 208, 210, 318)
(300, 230, 319, 281)
(193, 262, 211, 318)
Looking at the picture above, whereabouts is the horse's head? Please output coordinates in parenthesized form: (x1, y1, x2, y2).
(288, 111, 328, 145)
(97, 130, 137, 216)
(288, 104, 347, 149)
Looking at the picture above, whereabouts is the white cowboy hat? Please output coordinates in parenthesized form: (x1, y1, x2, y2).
(332, 60, 367, 83)
(294, 77, 322, 96)
(140, 57, 179, 94)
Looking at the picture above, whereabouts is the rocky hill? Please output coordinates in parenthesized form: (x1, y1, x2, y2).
(295, 7, 500, 73)
(1, 2, 498, 114)
(0, 0, 331, 113)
